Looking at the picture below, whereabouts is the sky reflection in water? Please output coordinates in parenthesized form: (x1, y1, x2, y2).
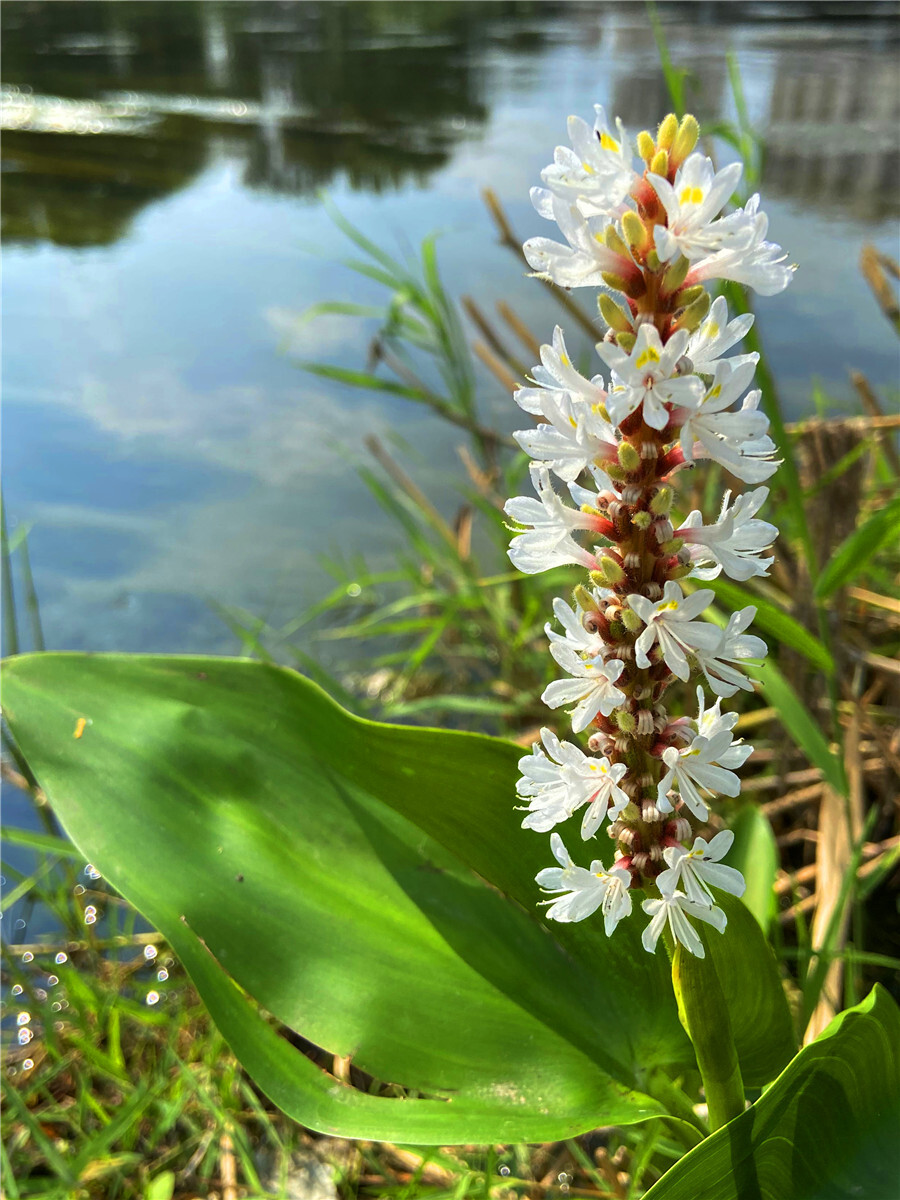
(3, 0, 898, 659)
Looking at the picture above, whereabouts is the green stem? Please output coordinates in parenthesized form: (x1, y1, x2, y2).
(669, 933, 745, 1131)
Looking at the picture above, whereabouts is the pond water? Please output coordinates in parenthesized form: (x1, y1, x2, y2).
(3, 0, 899, 665)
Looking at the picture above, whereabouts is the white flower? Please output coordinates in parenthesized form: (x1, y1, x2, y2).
(686, 195, 794, 296)
(505, 465, 601, 574)
(516, 727, 629, 837)
(627, 582, 723, 681)
(656, 732, 743, 820)
(544, 594, 606, 657)
(536, 106, 638, 219)
(649, 155, 748, 262)
(679, 487, 777, 581)
(694, 606, 767, 698)
(693, 686, 753, 768)
(677, 361, 780, 484)
(514, 326, 607, 416)
(641, 886, 727, 958)
(523, 195, 641, 290)
(595, 325, 704, 431)
(542, 644, 626, 733)
(515, 391, 618, 484)
(657, 830, 746, 908)
(685, 296, 756, 376)
(537, 833, 633, 932)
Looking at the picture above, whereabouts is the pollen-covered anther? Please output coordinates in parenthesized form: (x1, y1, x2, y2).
(621, 484, 641, 505)
(642, 802, 664, 823)
(631, 851, 651, 873)
(653, 517, 674, 542)
(639, 771, 655, 789)
(645, 582, 663, 601)
(614, 735, 631, 754)
(623, 551, 641, 571)
(649, 844, 664, 862)
(607, 499, 625, 523)
(617, 642, 635, 661)
(640, 441, 659, 460)
(674, 354, 694, 377)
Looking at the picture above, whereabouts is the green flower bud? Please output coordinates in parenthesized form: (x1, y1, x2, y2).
(599, 293, 633, 334)
(618, 442, 641, 471)
(650, 486, 674, 515)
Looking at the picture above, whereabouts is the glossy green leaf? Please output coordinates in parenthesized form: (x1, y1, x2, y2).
(2, 652, 692, 1143)
(644, 985, 900, 1200)
(726, 806, 778, 930)
(814, 493, 900, 601)
(703, 578, 834, 675)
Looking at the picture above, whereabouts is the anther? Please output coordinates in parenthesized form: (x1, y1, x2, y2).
(642, 802, 663, 823)
(640, 441, 659, 460)
(637, 710, 655, 736)
(621, 484, 641, 505)
(623, 551, 641, 571)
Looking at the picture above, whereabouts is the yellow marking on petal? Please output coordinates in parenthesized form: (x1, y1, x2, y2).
(560, 353, 571, 367)
(679, 185, 705, 205)
(600, 132, 619, 151)
(569, 416, 577, 428)
(582, 161, 596, 174)
(74, 717, 88, 740)
(708, 385, 721, 398)
(635, 347, 661, 369)
(705, 322, 720, 339)
(660, 600, 680, 612)
(589, 763, 598, 771)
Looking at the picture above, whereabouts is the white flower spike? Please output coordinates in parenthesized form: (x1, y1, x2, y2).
(507, 105, 790, 956)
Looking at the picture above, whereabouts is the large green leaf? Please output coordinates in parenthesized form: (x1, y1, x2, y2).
(644, 985, 900, 1200)
(3, 652, 692, 1143)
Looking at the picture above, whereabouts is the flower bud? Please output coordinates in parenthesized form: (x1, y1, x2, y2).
(621, 210, 651, 255)
(649, 148, 669, 177)
(598, 555, 625, 584)
(671, 114, 699, 167)
(617, 441, 641, 471)
(614, 330, 636, 353)
(603, 225, 630, 258)
(621, 607, 643, 633)
(650, 486, 674, 515)
(673, 291, 711, 334)
(674, 284, 706, 308)
(599, 293, 633, 334)
(602, 272, 645, 301)
(656, 113, 678, 151)
(637, 129, 655, 163)
(661, 254, 691, 295)
(614, 710, 637, 733)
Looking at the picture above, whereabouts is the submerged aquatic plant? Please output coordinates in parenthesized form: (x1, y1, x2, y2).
(507, 108, 792, 958)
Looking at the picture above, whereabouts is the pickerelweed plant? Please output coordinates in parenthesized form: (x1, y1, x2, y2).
(507, 109, 793, 965)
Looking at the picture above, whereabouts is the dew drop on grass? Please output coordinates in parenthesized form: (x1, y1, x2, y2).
(84, 864, 101, 880)
(22, 952, 33, 963)
(18, 1028, 33, 1045)
(14, 919, 26, 930)
(22, 1059, 33, 1070)
(47, 975, 58, 986)
(34, 989, 47, 1001)
(84, 906, 97, 925)
(11, 985, 22, 997)
(16, 1012, 30, 1026)
(51, 1002, 62, 1012)
(143, 944, 157, 960)
(55, 952, 68, 964)
(346, 582, 362, 597)
(73, 884, 85, 896)
(157, 968, 169, 982)
(499, 1167, 510, 1177)
(146, 990, 160, 1006)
